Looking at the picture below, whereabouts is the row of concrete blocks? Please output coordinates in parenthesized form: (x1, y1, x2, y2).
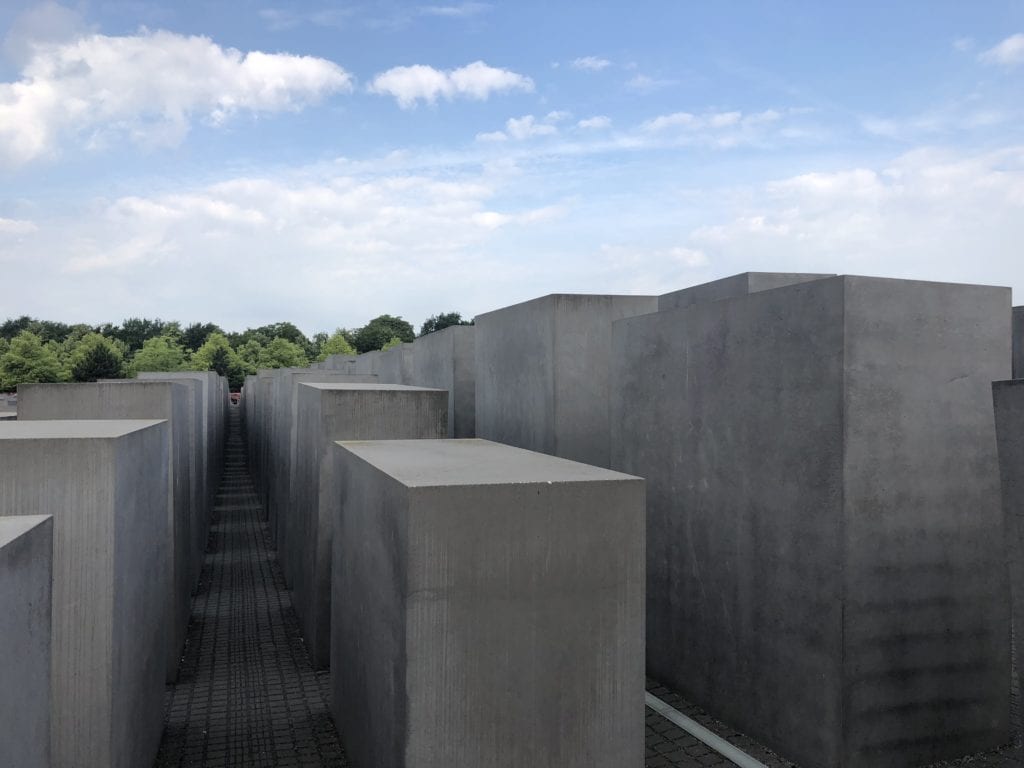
(0, 371, 229, 768)
(291, 273, 1024, 768)
(242, 373, 647, 767)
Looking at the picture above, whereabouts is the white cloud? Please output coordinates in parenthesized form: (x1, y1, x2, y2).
(626, 74, 675, 93)
(475, 130, 508, 142)
(368, 61, 532, 108)
(571, 56, 611, 71)
(980, 33, 1024, 66)
(475, 113, 562, 142)
(953, 37, 975, 53)
(0, 217, 38, 235)
(0, 29, 352, 169)
(419, 3, 490, 18)
(636, 109, 781, 147)
(577, 115, 611, 130)
(545, 110, 572, 123)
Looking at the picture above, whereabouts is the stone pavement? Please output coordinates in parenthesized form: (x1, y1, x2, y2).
(154, 404, 1024, 768)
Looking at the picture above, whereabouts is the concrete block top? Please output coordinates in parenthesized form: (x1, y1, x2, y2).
(337, 438, 642, 487)
(475, 292, 656, 320)
(0, 419, 166, 440)
(0, 514, 52, 548)
(301, 383, 445, 393)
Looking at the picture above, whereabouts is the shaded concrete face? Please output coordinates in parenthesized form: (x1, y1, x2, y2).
(0, 514, 52, 768)
(354, 349, 383, 375)
(611, 276, 1011, 768)
(332, 439, 645, 768)
(377, 343, 415, 384)
(291, 384, 447, 667)
(656, 271, 834, 311)
(322, 354, 358, 372)
(0, 420, 169, 768)
(994, 380, 1024, 741)
(18, 381, 195, 681)
(475, 293, 657, 468)
(1013, 307, 1023, 378)
(411, 325, 476, 438)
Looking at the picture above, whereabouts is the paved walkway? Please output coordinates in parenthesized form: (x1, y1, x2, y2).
(154, 404, 1022, 768)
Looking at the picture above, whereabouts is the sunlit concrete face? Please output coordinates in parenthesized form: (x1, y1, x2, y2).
(0, 514, 53, 768)
(0, 420, 169, 768)
(410, 324, 476, 438)
(612, 275, 1011, 768)
(332, 438, 645, 768)
(291, 383, 447, 668)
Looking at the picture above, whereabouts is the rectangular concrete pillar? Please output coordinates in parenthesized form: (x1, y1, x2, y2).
(1013, 306, 1023, 378)
(0, 514, 53, 768)
(332, 438, 645, 768)
(411, 325, 476, 437)
(292, 383, 447, 667)
(475, 293, 657, 469)
(0, 420, 169, 768)
(18, 381, 195, 680)
(322, 354, 358, 372)
(353, 349, 383, 375)
(611, 275, 1011, 767)
(377, 342, 415, 384)
(994, 379, 1024, 742)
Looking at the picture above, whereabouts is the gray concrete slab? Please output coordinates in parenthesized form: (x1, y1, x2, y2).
(332, 438, 645, 768)
(994, 379, 1024, 744)
(475, 293, 657, 468)
(377, 342, 415, 384)
(1013, 306, 1023, 378)
(657, 272, 834, 311)
(411, 324, 476, 437)
(18, 381, 195, 681)
(322, 354, 358, 372)
(0, 514, 52, 768)
(0, 419, 168, 768)
(354, 349, 383, 375)
(291, 383, 447, 667)
(611, 275, 1012, 768)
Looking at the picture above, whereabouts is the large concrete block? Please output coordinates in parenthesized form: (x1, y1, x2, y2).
(657, 271, 834, 311)
(611, 276, 1011, 767)
(994, 379, 1024, 740)
(411, 325, 476, 437)
(19, 381, 195, 680)
(354, 349, 383, 375)
(292, 383, 447, 667)
(0, 420, 169, 768)
(323, 354, 358, 372)
(1013, 306, 1023, 378)
(0, 514, 53, 768)
(266, 370, 377, 560)
(377, 342, 415, 384)
(332, 438, 644, 768)
(475, 293, 657, 468)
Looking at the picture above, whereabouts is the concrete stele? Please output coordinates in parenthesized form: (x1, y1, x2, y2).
(410, 324, 476, 438)
(332, 438, 645, 768)
(291, 383, 448, 667)
(0, 420, 169, 768)
(0, 514, 53, 768)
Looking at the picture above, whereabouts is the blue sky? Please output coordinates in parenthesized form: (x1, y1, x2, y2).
(1, 1, 1022, 334)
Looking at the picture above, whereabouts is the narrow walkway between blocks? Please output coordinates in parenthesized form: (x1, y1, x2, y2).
(154, 405, 348, 768)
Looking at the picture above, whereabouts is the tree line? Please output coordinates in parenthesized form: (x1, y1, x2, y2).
(0, 312, 472, 391)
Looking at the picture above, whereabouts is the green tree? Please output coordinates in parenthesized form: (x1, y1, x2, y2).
(258, 337, 308, 368)
(110, 317, 170, 352)
(352, 315, 414, 353)
(0, 331, 62, 390)
(419, 311, 473, 337)
(191, 332, 247, 389)
(181, 322, 223, 353)
(316, 329, 357, 361)
(130, 335, 187, 375)
(381, 336, 404, 351)
(70, 333, 126, 382)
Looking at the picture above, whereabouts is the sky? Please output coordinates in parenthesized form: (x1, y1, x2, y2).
(0, 1, 1022, 335)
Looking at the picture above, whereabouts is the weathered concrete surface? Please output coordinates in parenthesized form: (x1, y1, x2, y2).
(1013, 306, 1023, 378)
(19, 381, 194, 680)
(292, 383, 447, 667)
(994, 379, 1024, 742)
(611, 276, 1011, 768)
(332, 438, 645, 768)
(377, 343, 415, 384)
(354, 350, 383, 375)
(411, 324, 476, 437)
(266, 370, 377, 560)
(0, 420, 169, 768)
(322, 354, 358, 372)
(475, 293, 657, 468)
(657, 271, 834, 311)
(0, 514, 52, 768)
